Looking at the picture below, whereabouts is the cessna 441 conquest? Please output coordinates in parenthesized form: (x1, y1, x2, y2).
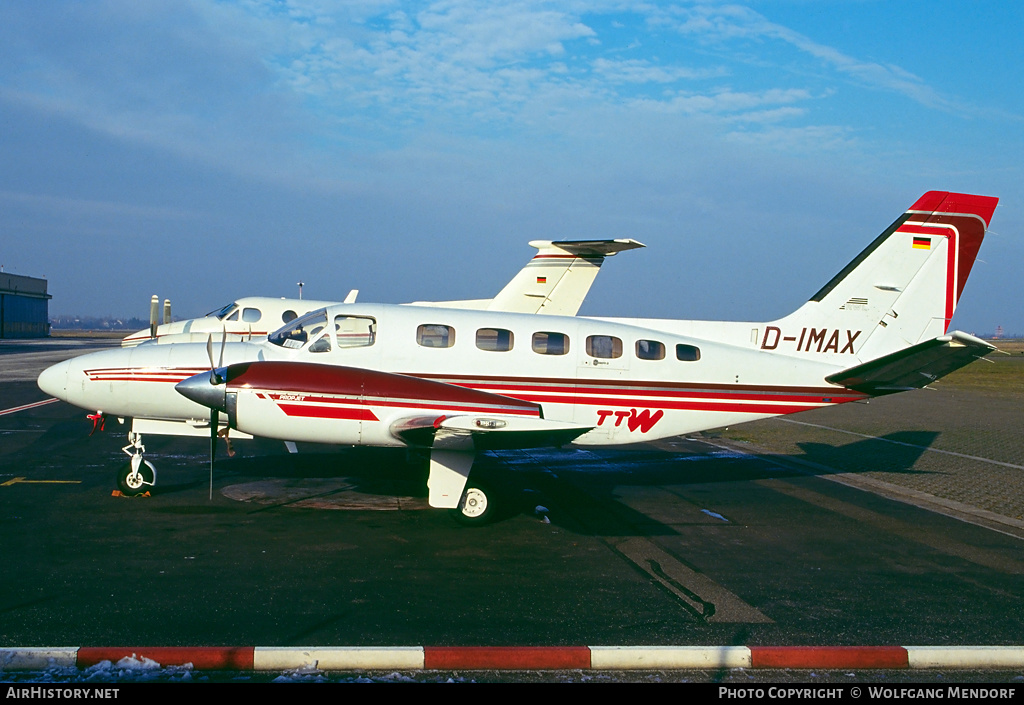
(38, 192, 998, 524)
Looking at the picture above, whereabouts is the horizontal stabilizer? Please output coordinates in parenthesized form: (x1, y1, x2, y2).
(825, 331, 995, 395)
(540, 238, 646, 256)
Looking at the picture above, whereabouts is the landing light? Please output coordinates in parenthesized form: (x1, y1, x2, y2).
(475, 418, 507, 429)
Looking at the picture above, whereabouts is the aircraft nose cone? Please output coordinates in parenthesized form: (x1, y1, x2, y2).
(175, 371, 227, 412)
(38, 359, 71, 400)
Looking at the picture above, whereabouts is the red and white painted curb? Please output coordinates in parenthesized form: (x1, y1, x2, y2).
(2, 646, 1023, 671)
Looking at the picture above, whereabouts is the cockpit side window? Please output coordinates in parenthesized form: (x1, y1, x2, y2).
(242, 308, 262, 323)
(269, 310, 329, 350)
(206, 302, 238, 320)
(309, 335, 331, 353)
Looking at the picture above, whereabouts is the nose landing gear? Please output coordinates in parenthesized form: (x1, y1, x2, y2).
(116, 433, 156, 496)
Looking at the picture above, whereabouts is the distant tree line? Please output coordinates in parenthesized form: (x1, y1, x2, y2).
(50, 315, 150, 330)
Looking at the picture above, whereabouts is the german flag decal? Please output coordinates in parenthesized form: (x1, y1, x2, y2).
(536, 276, 547, 284)
(912, 236, 931, 250)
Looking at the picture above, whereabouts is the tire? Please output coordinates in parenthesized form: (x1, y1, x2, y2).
(116, 459, 155, 496)
(450, 483, 494, 526)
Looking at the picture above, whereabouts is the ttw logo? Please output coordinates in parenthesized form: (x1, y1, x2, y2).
(596, 408, 664, 433)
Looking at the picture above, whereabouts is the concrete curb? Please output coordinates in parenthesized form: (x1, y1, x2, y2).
(3, 645, 1024, 671)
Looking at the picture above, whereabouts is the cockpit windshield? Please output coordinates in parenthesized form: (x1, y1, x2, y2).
(206, 302, 238, 320)
(268, 309, 329, 350)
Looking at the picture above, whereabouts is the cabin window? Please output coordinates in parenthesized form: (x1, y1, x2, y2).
(676, 344, 701, 362)
(269, 310, 328, 350)
(335, 315, 376, 348)
(282, 310, 298, 324)
(636, 339, 665, 360)
(586, 335, 622, 359)
(476, 328, 514, 352)
(532, 331, 569, 355)
(242, 307, 262, 323)
(417, 324, 455, 348)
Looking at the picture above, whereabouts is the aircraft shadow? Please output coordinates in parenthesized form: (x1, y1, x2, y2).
(483, 429, 941, 535)
(162, 430, 942, 534)
(499, 429, 942, 485)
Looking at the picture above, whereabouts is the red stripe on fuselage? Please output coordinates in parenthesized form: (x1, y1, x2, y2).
(86, 364, 862, 417)
(413, 373, 864, 404)
(261, 392, 541, 417)
(85, 367, 208, 383)
(277, 404, 379, 421)
(438, 382, 856, 405)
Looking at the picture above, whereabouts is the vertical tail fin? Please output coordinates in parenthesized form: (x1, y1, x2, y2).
(761, 191, 997, 362)
(488, 238, 645, 315)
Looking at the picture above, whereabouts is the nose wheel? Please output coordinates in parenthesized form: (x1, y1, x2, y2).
(117, 434, 157, 496)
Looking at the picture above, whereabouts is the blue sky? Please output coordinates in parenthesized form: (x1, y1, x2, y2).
(2, 1, 1021, 334)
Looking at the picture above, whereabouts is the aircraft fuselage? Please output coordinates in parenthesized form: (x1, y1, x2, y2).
(41, 303, 860, 447)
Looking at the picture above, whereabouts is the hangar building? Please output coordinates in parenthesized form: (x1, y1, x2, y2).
(0, 273, 51, 338)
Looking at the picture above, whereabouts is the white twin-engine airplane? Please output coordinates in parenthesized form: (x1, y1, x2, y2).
(120, 239, 645, 346)
(39, 192, 998, 524)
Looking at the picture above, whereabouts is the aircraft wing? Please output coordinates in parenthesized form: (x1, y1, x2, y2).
(825, 331, 995, 396)
(175, 359, 593, 510)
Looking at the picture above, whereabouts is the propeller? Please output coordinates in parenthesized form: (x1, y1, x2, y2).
(204, 327, 228, 500)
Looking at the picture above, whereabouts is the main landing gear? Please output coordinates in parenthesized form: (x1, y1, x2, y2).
(116, 433, 156, 496)
(450, 481, 494, 526)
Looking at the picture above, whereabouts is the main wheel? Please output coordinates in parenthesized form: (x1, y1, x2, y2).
(450, 483, 494, 526)
(116, 459, 155, 496)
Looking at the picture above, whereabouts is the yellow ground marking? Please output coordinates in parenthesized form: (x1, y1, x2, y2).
(1, 477, 81, 486)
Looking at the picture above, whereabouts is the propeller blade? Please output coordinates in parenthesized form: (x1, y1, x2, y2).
(206, 334, 215, 382)
(209, 407, 218, 501)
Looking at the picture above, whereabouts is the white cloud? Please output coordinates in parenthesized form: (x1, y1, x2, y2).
(627, 87, 812, 117)
(669, 3, 963, 114)
(591, 58, 726, 84)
